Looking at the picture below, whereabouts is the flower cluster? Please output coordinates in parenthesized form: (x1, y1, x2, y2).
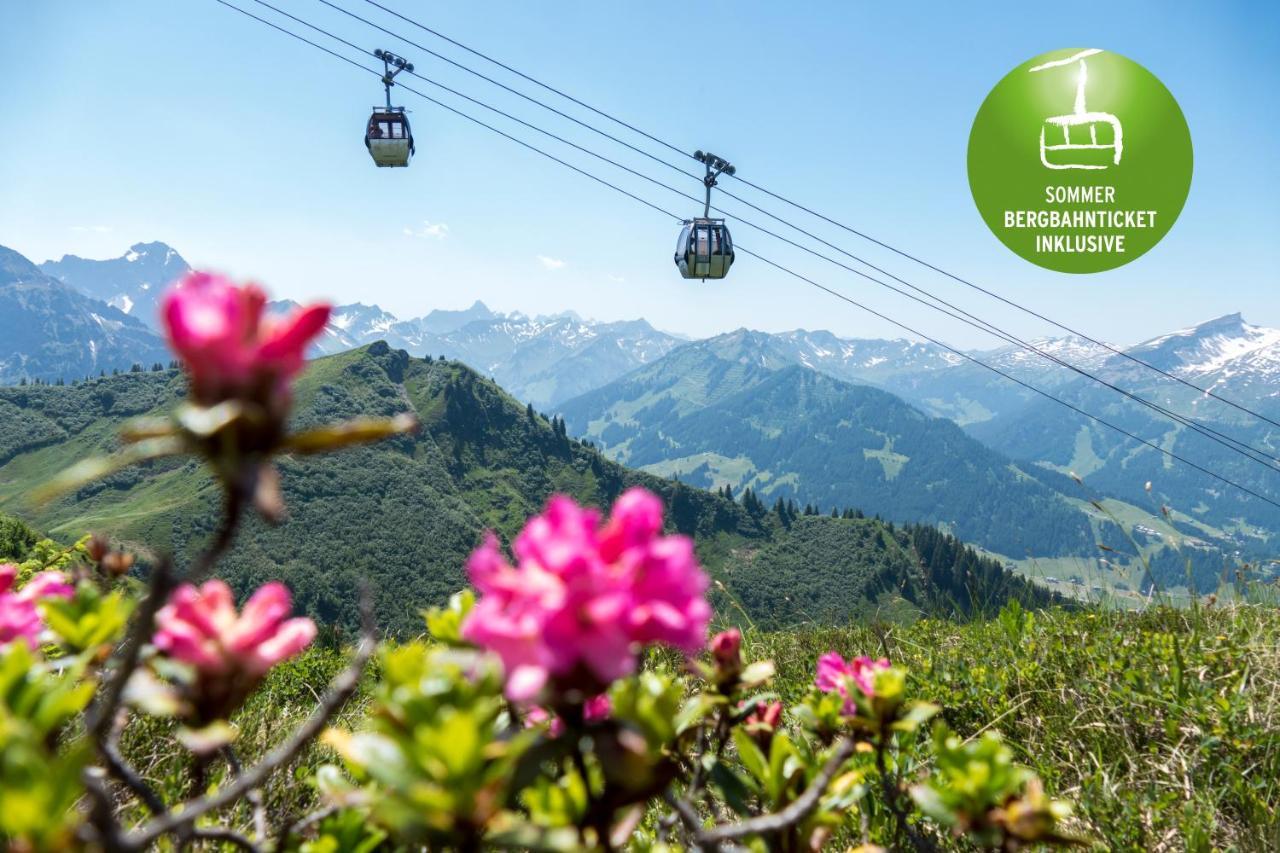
(162, 272, 330, 411)
(153, 579, 316, 721)
(816, 651, 891, 713)
(461, 488, 711, 702)
(0, 564, 74, 649)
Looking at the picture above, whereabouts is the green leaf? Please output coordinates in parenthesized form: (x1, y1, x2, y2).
(891, 701, 941, 733)
(34, 436, 187, 502)
(739, 660, 777, 689)
(282, 414, 418, 455)
(675, 692, 723, 734)
(177, 721, 238, 755)
(732, 726, 769, 784)
(709, 760, 755, 815)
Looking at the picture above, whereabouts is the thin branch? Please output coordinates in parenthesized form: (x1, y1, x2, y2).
(102, 711, 167, 817)
(121, 598, 375, 850)
(875, 736, 939, 853)
(191, 826, 262, 851)
(277, 805, 339, 849)
(663, 790, 709, 847)
(696, 737, 857, 844)
(87, 484, 245, 748)
(84, 558, 175, 742)
(81, 767, 127, 853)
(188, 483, 248, 583)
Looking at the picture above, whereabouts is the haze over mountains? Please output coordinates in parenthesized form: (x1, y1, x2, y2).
(12, 239, 1280, 591)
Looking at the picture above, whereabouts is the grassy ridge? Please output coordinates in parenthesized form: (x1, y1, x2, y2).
(0, 344, 1056, 635)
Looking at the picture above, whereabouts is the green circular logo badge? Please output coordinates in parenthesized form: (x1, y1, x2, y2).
(968, 48, 1192, 273)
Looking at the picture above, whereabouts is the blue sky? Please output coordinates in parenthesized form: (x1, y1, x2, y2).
(1, 1, 1276, 347)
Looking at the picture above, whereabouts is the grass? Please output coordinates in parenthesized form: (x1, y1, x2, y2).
(747, 603, 1280, 850)
(115, 603, 1280, 851)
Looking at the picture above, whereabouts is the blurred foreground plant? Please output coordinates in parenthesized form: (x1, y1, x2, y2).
(0, 272, 1081, 851)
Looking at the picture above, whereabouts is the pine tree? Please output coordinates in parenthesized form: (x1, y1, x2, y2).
(526, 403, 536, 421)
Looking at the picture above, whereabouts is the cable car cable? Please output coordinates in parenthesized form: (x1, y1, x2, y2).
(216, 0, 687, 225)
(306, 1, 1280, 465)
(357, 0, 694, 162)
(348, 0, 1280, 433)
(310, 0, 704, 185)
(734, 244, 1280, 512)
(722, 173, 1280, 432)
(227, 0, 1280, 475)
(211, 0, 1280, 509)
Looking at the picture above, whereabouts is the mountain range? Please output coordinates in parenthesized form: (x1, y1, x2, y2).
(0, 246, 171, 384)
(11, 240, 1280, 592)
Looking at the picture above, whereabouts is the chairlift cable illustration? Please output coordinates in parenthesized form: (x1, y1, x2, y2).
(211, 0, 1280, 500)
(1030, 49, 1123, 171)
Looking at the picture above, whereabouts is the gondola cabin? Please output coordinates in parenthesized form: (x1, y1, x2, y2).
(365, 108, 414, 168)
(675, 217, 734, 280)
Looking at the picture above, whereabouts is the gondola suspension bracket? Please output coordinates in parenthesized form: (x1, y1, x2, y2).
(365, 49, 416, 167)
(675, 150, 737, 281)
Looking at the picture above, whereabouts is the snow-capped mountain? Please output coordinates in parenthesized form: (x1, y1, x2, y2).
(0, 245, 171, 384)
(40, 242, 191, 329)
(269, 298, 682, 407)
(386, 313, 682, 407)
(967, 314, 1280, 550)
(269, 300, 404, 356)
(1123, 313, 1280, 384)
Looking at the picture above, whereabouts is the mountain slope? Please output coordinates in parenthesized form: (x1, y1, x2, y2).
(40, 241, 192, 327)
(560, 331, 1096, 558)
(0, 246, 172, 384)
(0, 344, 1055, 633)
(969, 315, 1280, 581)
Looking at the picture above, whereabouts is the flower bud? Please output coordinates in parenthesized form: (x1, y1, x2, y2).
(86, 533, 111, 563)
(101, 550, 136, 578)
(710, 628, 743, 680)
(742, 699, 783, 749)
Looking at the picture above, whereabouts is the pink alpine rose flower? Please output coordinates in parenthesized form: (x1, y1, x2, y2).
(816, 652, 891, 712)
(742, 699, 784, 748)
(161, 272, 330, 407)
(153, 579, 316, 721)
(461, 488, 711, 702)
(711, 628, 742, 667)
(0, 564, 74, 650)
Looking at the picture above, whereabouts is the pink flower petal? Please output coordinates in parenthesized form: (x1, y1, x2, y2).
(18, 571, 74, 602)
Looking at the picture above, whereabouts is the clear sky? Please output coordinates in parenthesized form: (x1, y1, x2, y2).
(1, 1, 1276, 348)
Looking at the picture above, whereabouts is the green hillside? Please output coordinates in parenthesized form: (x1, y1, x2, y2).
(0, 343, 1055, 634)
(560, 338, 1096, 558)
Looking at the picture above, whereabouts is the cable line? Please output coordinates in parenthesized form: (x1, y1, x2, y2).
(349, 0, 1280, 433)
(309, 0, 704, 186)
(724, 171, 1280, 431)
(735, 245, 1280, 512)
(356, 0, 694, 161)
(306, 0, 1280, 469)
(211, 0, 1280, 510)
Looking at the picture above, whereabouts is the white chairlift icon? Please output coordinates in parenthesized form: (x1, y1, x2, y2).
(1031, 49, 1123, 170)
